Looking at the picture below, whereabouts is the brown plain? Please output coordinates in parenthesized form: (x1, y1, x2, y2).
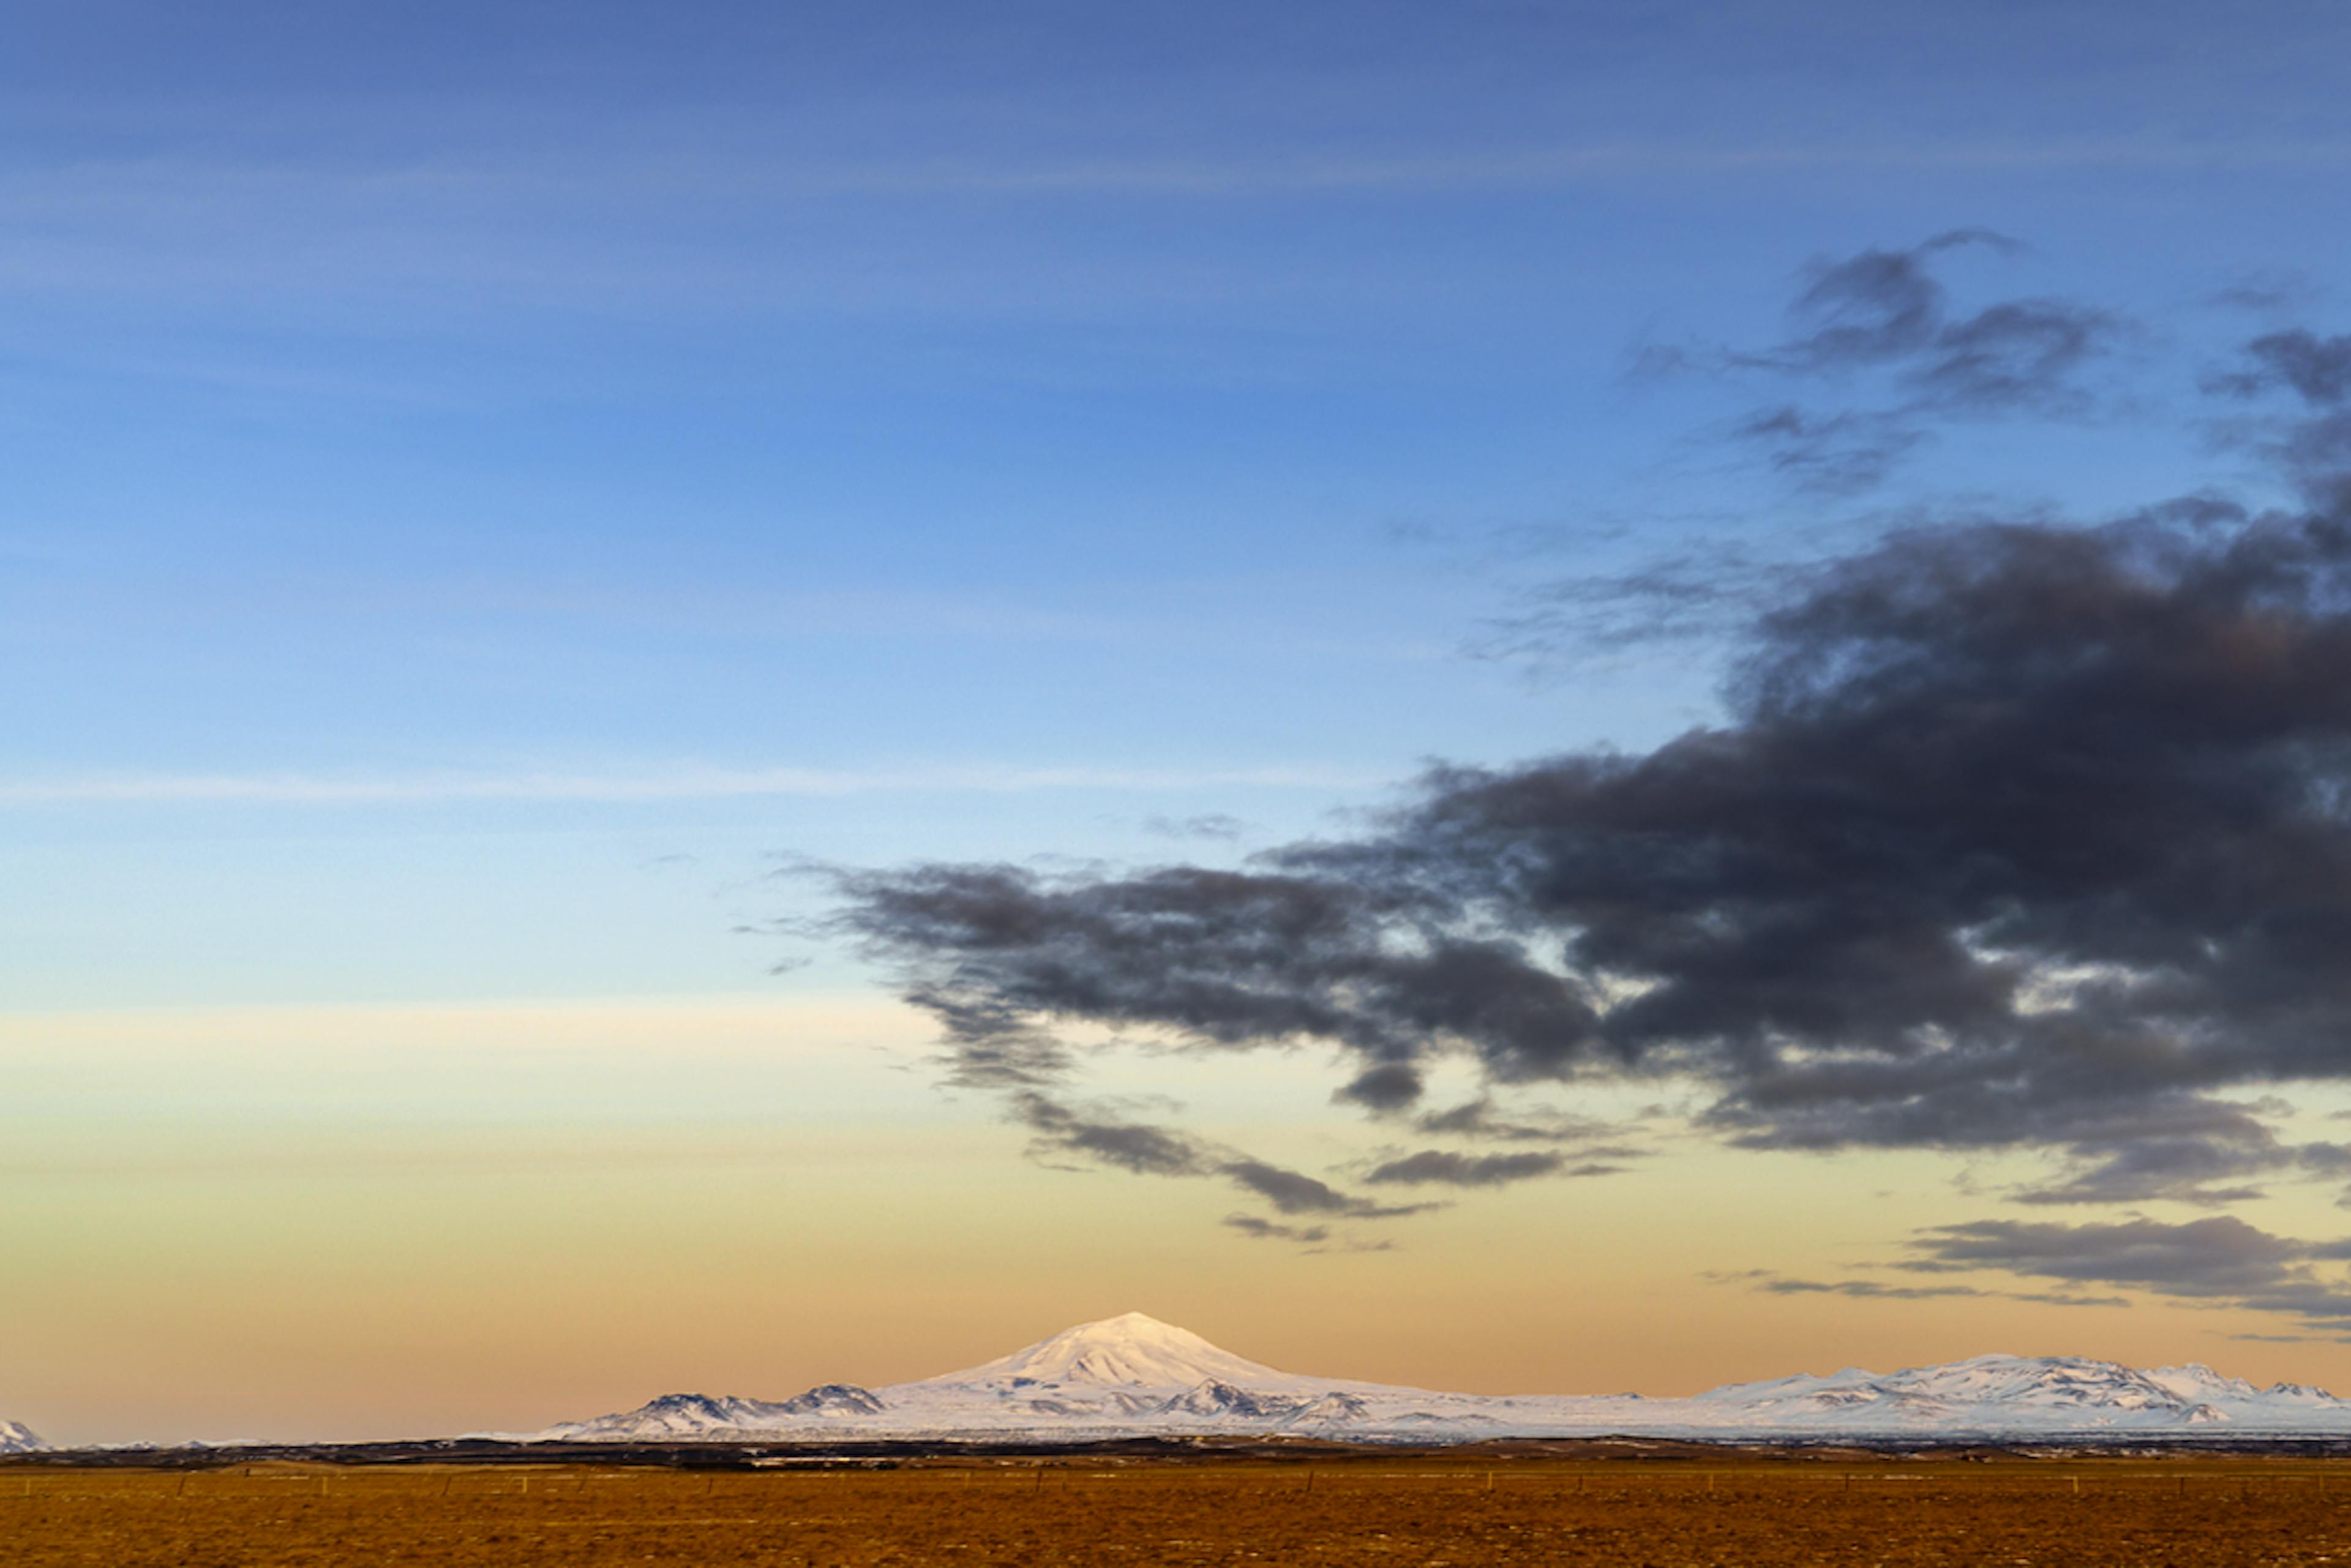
(8, 1457, 2351, 1566)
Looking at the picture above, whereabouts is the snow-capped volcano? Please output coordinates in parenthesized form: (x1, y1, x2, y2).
(908, 1311, 1301, 1392)
(539, 1312, 1416, 1441)
(0, 1420, 43, 1454)
(539, 1314, 2351, 1445)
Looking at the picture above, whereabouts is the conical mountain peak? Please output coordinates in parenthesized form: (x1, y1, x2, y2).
(919, 1312, 1300, 1390)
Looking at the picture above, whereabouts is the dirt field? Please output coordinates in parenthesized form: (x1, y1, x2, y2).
(8, 1458, 2351, 1566)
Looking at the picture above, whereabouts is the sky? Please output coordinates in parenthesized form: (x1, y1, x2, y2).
(10, 0, 2351, 1445)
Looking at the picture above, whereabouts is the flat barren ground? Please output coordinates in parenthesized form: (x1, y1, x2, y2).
(9, 1458, 2351, 1566)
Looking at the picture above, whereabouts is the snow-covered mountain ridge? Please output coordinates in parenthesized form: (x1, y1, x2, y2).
(0, 1420, 43, 1454)
(538, 1312, 2351, 1444)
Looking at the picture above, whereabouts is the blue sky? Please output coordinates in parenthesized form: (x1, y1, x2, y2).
(15, 1, 2351, 1441)
(10, 0, 2347, 1007)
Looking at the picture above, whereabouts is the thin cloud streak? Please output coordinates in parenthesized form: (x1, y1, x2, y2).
(0, 763, 1378, 808)
(878, 137, 2351, 192)
(20, 135, 2351, 212)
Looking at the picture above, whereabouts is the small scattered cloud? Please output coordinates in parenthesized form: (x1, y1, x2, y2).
(1223, 1214, 1393, 1253)
(1363, 1149, 1621, 1187)
(1335, 1062, 1427, 1111)
(1412, 1097, 1637, 1146)
(1758, 1277, 1989, 1302)
(2202, 273, 2323, 315)
(1222, 1214, 1330, 1245)
(1016, 1091, 1210, 1178)
(1221, 1157, 1434, 1218)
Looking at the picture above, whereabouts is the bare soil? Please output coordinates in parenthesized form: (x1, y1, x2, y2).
(6, 1458, 2351, 1566)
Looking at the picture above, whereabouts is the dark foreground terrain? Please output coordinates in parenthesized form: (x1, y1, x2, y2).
(10, 1452, 2351, 1566)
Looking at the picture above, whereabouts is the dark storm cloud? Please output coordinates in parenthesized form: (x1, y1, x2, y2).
(823, 271, 2351, 1253)
(834, 856, 1600, 1106)
(1898, 1216, 2351, 1332)
(838, 494, 2351, 1197)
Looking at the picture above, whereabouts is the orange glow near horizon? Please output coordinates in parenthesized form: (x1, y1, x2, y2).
(5, 996, 2349, 1446)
